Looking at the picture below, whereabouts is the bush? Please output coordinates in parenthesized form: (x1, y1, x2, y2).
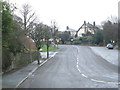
(2, 48, 12, 72)
(2, 51, 40, 73)
(73, 41, 81, 45)
(14, 52, 39, 68)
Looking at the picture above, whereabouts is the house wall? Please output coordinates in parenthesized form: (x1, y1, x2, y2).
(70, 31, 76, 37)
(77, 27, 95, 37)
(87, 28, 95, 34)
(77, 28, 86, 37)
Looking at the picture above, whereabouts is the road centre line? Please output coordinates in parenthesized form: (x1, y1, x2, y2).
(74, 46, 119, 85)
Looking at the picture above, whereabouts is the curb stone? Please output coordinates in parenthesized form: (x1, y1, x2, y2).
(16, 52, 57, 88)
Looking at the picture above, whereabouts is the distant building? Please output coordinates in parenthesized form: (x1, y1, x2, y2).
(65, 28, 77, 37)
(77, 22, 100, 37)
(64, 21, 100, 37)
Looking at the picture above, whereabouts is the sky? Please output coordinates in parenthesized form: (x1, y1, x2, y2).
(8, 0, 119, 31)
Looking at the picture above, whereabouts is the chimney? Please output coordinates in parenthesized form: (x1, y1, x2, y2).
(93, 21, 95, 34)
(93, 21, 95, 26)
(84, 21, 87, 34)
(66, 26, 69, 30)
(84, 21, 86, 25)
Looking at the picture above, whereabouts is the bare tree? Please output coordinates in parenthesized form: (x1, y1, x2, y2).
(30, 23, 44, 49)
(43, 25, 52, 58)
(20, 3, 36, 35)
(30, 23, 44, 64)
(51, 20, 59, 43)
(30, 23, 52, 63)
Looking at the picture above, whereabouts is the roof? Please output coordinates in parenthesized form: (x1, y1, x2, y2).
(86, 23, 93, 28)
(65, 28, 77, 32)
(86, 23, 100, 30)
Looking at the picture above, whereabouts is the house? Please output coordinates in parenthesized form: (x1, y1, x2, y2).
(65, 28, 77, 37)
(77, 21, 100, 37)
(64, 21, 100, 37)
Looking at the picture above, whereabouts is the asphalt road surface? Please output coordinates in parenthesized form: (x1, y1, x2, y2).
(18, 45, 118, 88)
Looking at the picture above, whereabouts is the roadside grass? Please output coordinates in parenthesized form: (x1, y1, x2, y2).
(41, 45, 58, 52)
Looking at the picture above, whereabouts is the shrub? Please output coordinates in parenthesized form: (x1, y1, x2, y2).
(2, 48, 11, 72)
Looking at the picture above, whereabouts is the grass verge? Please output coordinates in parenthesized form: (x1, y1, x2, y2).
(41, 45, 58, 52)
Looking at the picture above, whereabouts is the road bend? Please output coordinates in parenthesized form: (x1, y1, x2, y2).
(18, 45, 118, 88)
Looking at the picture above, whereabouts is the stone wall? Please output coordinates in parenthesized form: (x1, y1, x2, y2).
(2, 50, 40, 73)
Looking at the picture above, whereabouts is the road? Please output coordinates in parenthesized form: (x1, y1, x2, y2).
(18, 45, 118, 88)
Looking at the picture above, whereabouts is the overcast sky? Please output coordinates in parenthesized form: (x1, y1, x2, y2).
(9, 0, 119, 31)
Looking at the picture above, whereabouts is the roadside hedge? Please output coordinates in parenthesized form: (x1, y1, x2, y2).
(2, 50, 40, 73)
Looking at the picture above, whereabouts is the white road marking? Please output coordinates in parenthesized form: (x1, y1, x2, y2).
(76, 64, 79, 68)
(51, 52, 58, 57)
(77, 68, 81, 73)
(16, 52, 58, 88)
(91, 79, 106, 83)
(77, 62, 78, 65)
(74, 46, 119, 85)
(81, 74, 88, 78)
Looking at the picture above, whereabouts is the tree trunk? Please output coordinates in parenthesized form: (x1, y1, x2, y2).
(47, 41, 49, 58)
(37, 50, 40, 65)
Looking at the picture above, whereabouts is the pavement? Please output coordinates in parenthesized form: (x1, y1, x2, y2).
(2, 51, 57, 88)
(90, 46, 118, 66)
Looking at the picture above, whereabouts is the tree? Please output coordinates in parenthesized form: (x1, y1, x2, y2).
(0, 1, 2, 72)
(94, 30, 103, 45)
(30, 23, 52, 63)
(13, 15, 23, 28)
(43, 25, 52, 58)
(2, 1, 22, 54)
(51, 20, 58, 43)
(30, 23, 44, 49)
(20, 3, 36, 35)
(2, 1, 14, 49)
(30, 23, 44, 64)
(2, 1, 24, 70)
(102, 20, 118, 44)
(59, 31, 71, 44)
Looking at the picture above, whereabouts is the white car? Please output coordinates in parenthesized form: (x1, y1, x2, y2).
(106, 43, 113, 49)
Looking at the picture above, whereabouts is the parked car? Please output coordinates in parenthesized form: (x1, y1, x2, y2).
(106, 43, 114, 49)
